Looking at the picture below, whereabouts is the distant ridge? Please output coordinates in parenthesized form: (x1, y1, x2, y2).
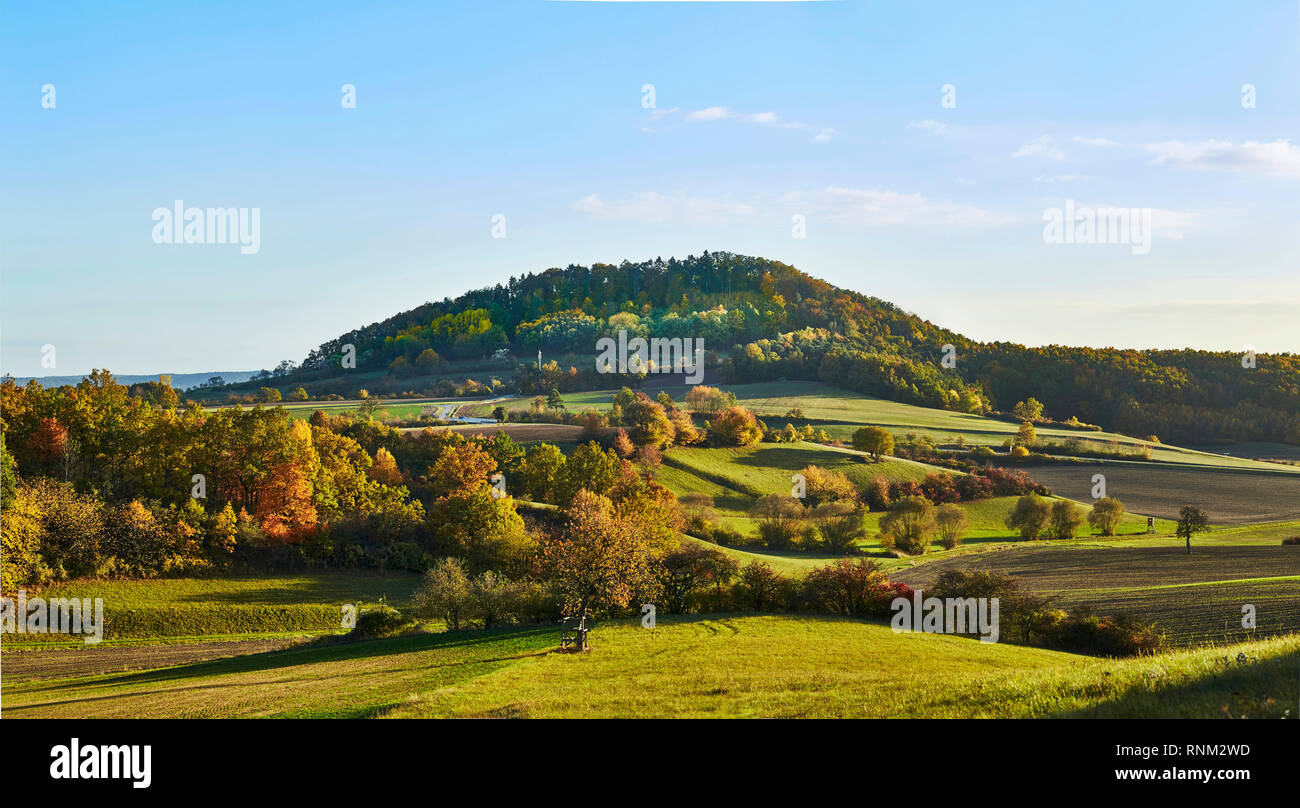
(6, 371, 261, 390)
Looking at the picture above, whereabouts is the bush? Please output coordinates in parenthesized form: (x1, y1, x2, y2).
(1047, 500, 1085, 540)
(1006, 494, 1051, 540)
(934, 503, 969, 549)
(708, 406, 764, 446)
(738, 561, 791, 610)
(1282, 536, 1299, 546)
(349, 603, 414, 639)
(802, 558, 907, 616)
(1088, 497, 1126, 537)
(878, 496, 936, 555)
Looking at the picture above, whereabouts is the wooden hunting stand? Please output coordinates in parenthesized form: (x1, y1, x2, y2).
(560, 616, 589, 652)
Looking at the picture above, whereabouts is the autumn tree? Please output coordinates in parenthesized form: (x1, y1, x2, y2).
(1006, 494, 1052, 540)
(879, 495, 936, 554)
(369, 447, 403, 485)
(852, 426, 893, 461)
(1048, 499, 1085, 539)
(541, 489, 659, 632)
(934, 503, 969, 549)
(708, 406, 763, 446)
(1088, 497, 1126, 536)
(1013, 398, 1044, 422)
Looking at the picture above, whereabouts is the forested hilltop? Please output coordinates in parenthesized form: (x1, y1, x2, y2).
(280, 252, 1299, 446)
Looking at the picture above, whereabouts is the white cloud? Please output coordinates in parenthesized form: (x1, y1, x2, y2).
(652, 106, 835, 143)
(575, 187, 1018, 229)
(572, 192, 759, 224)
(796, 186, 1021, 227)
(907, 119, 949, 135)
(1013, 135, 1065, 161)
(1073, 136, 1300, 178)
(1144, 139, 1300, 178)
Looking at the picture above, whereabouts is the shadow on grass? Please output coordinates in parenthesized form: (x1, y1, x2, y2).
(18, 625, 559, 695)
(1053, 646, 1300, 718)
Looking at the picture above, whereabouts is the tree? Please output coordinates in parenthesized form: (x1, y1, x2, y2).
(657, 543, 731, 613)
(752, 494, 806, 549)
(1176, 505, 1209, 554)
(1088, 497, 1126, 536)
(491, 405, 508, 424)
(623, 395, 674, 447)
(803, 558, 890, 616)
(1048, 499, 1084, 539)
(412, 557, 472, 630)
(1013, 398, 1044, 422)
(852, 426, 894, 461)
(799, 465, 858, 507)
(879, 496, 936, 554)
(290, 387, 309, 401)
(1006, 494, 1051, 540)
(259, 387, 282, 403)
(934, 503, 969, 549)
(369, 447, 403, 485)
(1014, 421, 1036, 447)
(547, 388, 565, 412)
(708, 406, 763, 446)
(541, 489, 658, 638)
(739, 561, 787, 611)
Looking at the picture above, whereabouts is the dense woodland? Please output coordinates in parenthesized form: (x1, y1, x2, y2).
(284, 252, 1300, 446)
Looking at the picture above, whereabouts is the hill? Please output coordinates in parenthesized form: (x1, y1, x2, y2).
(5, 615, 1295, 718)
(206, 252, 1299, 448)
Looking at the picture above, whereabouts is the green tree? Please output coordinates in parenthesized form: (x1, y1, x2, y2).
(852, 426, 894, 461)
(1176, 505, 1209, 554)
(1013, 398, 1044, 421)
(1006, 494, 1051, 540)
(1048, 499, 1084, 539)
(1088, 497, 1126, 536)
(879, 496, 936, 554)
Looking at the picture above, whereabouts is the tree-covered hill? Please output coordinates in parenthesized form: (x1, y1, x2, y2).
(293, 251, 1299, 445)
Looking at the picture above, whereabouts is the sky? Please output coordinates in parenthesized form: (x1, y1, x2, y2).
(3, 0, 1298, 378)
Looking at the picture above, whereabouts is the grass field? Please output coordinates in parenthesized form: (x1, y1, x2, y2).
(471, 381, 1299, 474)
(5, 615, 1295, 719)
(2, 573, 423, 646)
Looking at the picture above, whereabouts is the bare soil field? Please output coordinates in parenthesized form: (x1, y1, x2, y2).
(1012, 462, 1300, 524)
(895, 545, 1300, 644)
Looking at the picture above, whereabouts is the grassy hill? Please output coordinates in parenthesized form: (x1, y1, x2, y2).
(5, 615, 1294, 719)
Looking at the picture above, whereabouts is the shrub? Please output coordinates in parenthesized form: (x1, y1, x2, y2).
(350, 603, 413, 639)
(802, 558, 898, 616)
(934, 503, 969, 549)
(1047, 500, 1085, 540)
(738, 561, 791, 610)
(799, 465, 858, 506)
(808, 501, 868, 553)
(1088, 497, 1126, 536)
(878, 496, 936, 555)
(752, 494, 805, 549)
(1006, 494, 1051, 540)
(708, 406, 764, 446)
(1283, 536, 1300, 546)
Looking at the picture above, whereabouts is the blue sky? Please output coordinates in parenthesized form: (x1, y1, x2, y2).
(3, 0, 1298, 377)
